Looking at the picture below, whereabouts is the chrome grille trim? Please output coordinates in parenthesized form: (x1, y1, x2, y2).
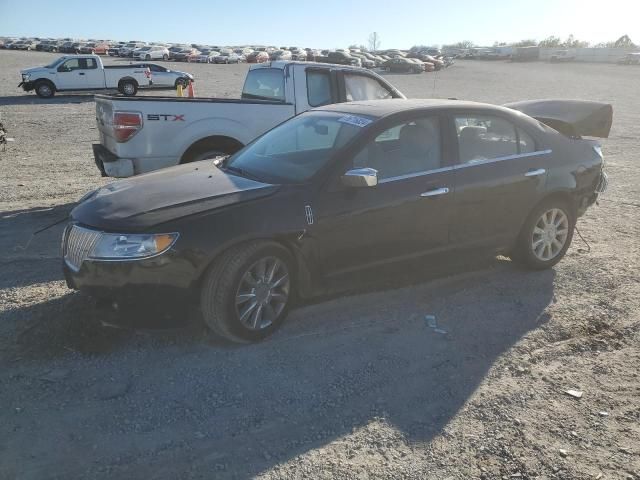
(64, 225, 102, 272)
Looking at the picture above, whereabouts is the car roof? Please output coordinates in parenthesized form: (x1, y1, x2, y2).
(315, 98, 511, 118)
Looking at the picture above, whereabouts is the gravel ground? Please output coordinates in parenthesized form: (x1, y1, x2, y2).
(0, 50, 639, 480)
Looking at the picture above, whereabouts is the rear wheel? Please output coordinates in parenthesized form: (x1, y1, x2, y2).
(162, 54, 168, 60)
(175, 77, 189, 89)
(201, 241, 294, 343)
(510, 199, 575, 270)
(34, 80, 55, 98)
(118, 80, 138, 96)
(181, 137, 242, 163)
(145, 54, 151, 60)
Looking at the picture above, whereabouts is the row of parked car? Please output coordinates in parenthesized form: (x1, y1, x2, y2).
(1, 37, 454, 72)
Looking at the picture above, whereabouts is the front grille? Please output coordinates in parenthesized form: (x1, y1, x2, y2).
(64, 225, 102, 271)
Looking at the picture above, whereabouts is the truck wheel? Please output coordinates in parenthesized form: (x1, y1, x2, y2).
(119, 80, 138, 96)
(34, 80, 55, 98)
(200, 241, 294, 343)
(181, 137, 243, 163)
(175, 78, 189, 89)
(510, 198, 575, 270)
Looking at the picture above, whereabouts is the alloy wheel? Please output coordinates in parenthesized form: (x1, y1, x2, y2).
(235, 256, 290, 330)
(531, 208, 569, 261)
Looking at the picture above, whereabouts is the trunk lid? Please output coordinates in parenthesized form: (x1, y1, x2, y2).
(505, 99, 613, 138)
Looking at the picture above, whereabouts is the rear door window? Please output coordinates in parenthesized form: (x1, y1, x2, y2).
(454, 115, 518, 164)
(242, 68, 285, 101)
(307, 70, 333, 107)
(80, 58, 98, 69)
(518, 128, 536, 153)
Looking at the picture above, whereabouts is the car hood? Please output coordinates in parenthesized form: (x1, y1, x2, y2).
(21, 66, 49, 75)
(71, 161, 278, 231)
(505, 99, 613, 138)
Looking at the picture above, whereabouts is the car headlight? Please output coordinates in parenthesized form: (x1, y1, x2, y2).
(22, 73, 30, 81)
(90, 232, 178, 260)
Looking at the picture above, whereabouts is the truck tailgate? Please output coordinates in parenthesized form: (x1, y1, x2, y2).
(95, 95, 295, 171)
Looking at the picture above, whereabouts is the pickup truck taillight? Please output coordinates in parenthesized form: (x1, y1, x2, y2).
(113, 111, 142, 142)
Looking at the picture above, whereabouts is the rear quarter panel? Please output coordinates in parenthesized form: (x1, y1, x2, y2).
(102, 67, 149, 88)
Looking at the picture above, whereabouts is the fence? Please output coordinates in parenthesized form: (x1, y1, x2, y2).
(539, 47, 637, 63)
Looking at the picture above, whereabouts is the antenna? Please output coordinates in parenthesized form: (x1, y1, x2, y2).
(432, 68, 438, 98)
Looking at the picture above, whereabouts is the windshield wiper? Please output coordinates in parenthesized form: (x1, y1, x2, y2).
(222, 164, 260, 181)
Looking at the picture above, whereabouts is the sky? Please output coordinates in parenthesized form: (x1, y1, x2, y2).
(1, 0, 639, 49)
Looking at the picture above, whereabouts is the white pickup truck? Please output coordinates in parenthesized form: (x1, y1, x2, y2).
(19, 55, 151, 99)
(92, 61, 405, 177)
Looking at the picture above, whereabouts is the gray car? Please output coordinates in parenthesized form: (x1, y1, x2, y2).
(131, 63, 194, 89)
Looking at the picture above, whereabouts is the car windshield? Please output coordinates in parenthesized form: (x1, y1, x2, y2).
(44, 57, 63, 68)
(225, 111, 370, 184)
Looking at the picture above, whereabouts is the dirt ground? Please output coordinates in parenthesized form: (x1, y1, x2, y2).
(0, 50, 639, 480)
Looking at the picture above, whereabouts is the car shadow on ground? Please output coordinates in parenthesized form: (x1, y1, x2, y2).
(0, 95, 96, 106)
(0, 248, 556, 478)
(0, 203, 76, 288)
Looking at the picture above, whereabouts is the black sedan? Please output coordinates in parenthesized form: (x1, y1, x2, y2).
(62, 99, 610, 343)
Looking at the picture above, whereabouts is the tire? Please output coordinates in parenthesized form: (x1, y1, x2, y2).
(181, 137, 243, 163)
(162, 54, 168, 61)
(200, 241, 294, 343)
(510, 198, 575, 270)
(34, 80, 55, 98)
(175, 78, 189, 89)
(145, 54, 151, 60)
(119, 80, 138, 96)
(51, 48, 57, 53)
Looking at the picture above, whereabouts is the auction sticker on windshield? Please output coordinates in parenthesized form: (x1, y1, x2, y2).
(338, 115, 373, 128)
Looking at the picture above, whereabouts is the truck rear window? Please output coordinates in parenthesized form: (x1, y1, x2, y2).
(242, 68, 285, 102)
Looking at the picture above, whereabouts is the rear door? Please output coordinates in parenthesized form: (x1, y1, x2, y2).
(80, 57, 105, 89)
(449, 112, 550, 248)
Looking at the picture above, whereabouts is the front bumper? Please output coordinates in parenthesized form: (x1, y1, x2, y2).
(18, 80, 35, 92)
(62, 224, 196, 306)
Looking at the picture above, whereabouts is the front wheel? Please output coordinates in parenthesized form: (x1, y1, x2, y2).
(145, 54, 151, 60)
(201, 241, 294, 343)
(34, 80, 55, 98)
(510, 199, 575, 270)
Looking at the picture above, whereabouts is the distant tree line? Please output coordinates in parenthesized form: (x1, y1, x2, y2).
(438, 35, 636, 51)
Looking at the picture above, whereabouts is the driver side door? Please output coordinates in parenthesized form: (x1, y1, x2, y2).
(313, 113, 455, 275)
(56, 58, 85, 89)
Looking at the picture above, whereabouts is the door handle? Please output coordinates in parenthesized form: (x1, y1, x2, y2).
(78, 72, 85, 75)
(525, 168, 546, 177)
(420, 187, 449, 198)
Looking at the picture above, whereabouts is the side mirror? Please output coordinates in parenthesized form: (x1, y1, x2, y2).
(341, 168, 378, 188)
